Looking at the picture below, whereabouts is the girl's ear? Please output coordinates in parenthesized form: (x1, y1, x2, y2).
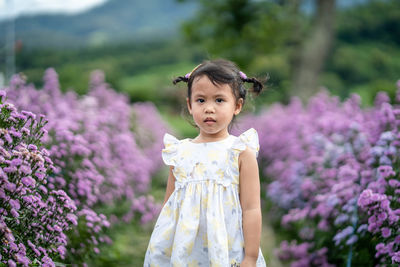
(234, 98, 243, 115)
(186, 97, 192, 114)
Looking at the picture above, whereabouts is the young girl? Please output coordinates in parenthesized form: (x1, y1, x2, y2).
(144, 59, 267, 267)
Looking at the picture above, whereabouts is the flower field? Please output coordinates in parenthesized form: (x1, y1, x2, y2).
(0, 69, 168, 266)
(236, 84, 400, 266)
(1, 69, 399, 266)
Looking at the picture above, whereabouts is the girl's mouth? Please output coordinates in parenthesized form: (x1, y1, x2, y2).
(204, 118, 216, 124)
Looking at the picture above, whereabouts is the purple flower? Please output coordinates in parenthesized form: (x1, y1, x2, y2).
(8, 259, 16, 267)
(10, 209, 19, 218)
(0, 90, 6, 101)
(66, 213, 78, 225)
(10, 158, 22, 166)
(27, 144, 37, 151)
(5, 182, 16, 192)
(9, 199, 20, 210)
(377, 165, 396, 179)
(21, 176, 35, 187)
(345, 235, 358, 245)
(19, 165, 32, 175)
(21, 110, 36, 120)
(15, 253, 30, 266)
(378, 212, 388, 221)
(388, 179, 400, 188)
(39, 185, 47, 194)
(9, 242, 18, 251)
(381, 227, 391, 238)
(41, 256, 55, 267)
(35, 172, 45, 180)
(3, 166, 17, 173)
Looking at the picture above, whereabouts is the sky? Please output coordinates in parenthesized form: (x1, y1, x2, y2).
(0, 0, 376, 20)
(0, 0, 107, 20)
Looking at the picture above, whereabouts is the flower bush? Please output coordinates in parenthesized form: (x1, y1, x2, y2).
(0, 91, 77, 266)
(132, 102, 168, 174)
(357, 97, 400, 266)
(2, 69, 167, 263)
(236, 85, 400, 266)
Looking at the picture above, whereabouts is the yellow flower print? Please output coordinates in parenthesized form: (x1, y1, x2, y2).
(181, 148, 193, 158)
(201, 193, 209, 207)
(216, 168, 225, 179)
(172, 241, 178, 255)
(164, 244, 172, 257)
(161, 227, 173, 241)
(210, 260, 223, 267)
(148, 242, 155, 253)
(194, 162, 206, 176)
(188, 259, 200, 267)
(210, 216, 223, 232)
(187, 184, 194, 195)
(230, 259, 240, 266)
(192, 205, 200, 219)
(228, 234, 234, 250)
(171, 259, 183, 267)
(207, 150, 220, 161)
(186, 239, 195, 254)
(174, 166, 187, 179)
(162, 204, 172, 218)
(224, 194, 234, 208)
(202, 232, 208, 247)
(181, 221, 192, 236)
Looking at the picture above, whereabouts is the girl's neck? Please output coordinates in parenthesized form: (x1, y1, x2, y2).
(191, 131, 230, 144)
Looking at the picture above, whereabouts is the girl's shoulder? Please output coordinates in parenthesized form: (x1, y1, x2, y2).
(161, 133, 181, 166)
(231, 128, 260, 158)
(161, 133, 199, 165)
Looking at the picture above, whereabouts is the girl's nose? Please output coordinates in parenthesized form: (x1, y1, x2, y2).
(204, 103, 215, 113)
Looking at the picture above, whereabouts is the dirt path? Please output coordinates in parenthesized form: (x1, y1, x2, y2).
(261, 215, 285, 267)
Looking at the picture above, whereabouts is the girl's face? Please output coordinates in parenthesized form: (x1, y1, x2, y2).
(187, 75, 243, 140)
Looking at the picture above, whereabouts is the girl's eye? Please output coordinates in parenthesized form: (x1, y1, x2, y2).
(196, 99, 205, 103)
(216, 98, 224, 103)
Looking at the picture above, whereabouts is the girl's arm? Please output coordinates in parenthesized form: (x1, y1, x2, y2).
(239, 147, 262, 264)
(162, 166, 176, 207)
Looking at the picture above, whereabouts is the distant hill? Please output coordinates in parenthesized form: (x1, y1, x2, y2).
(0, 0, 196, 49)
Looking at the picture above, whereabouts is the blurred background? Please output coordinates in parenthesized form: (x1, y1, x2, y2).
(2, 0, 399, 114)
(1, 0, 400, 266)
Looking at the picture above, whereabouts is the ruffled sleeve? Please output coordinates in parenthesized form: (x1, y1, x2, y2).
(161, 133, 180, 166)
(232, 128, 260, 158)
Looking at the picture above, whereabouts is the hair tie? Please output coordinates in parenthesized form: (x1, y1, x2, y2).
(239, 71, 247, 80)
(184, 64, 202, 80)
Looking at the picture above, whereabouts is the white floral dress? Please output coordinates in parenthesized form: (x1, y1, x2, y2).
(144, 128, 267, 267)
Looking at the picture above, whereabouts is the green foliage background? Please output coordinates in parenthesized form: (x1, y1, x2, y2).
(15, 0, 400, 111)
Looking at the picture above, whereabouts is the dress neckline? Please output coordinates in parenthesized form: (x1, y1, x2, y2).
(188, 135, 232, 145)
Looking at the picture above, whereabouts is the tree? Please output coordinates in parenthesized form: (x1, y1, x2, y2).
(179, 0, 337, 102)
(180, 0, 294, 67)
(291, 0, 336, 101)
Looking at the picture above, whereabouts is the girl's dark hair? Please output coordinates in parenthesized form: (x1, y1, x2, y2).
(173, 59, 265, 106)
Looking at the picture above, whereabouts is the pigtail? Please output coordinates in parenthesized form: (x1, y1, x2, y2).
(242, 77, 264, 95)
(173, 76, 189, 85)
(240, 75, 268, 95)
